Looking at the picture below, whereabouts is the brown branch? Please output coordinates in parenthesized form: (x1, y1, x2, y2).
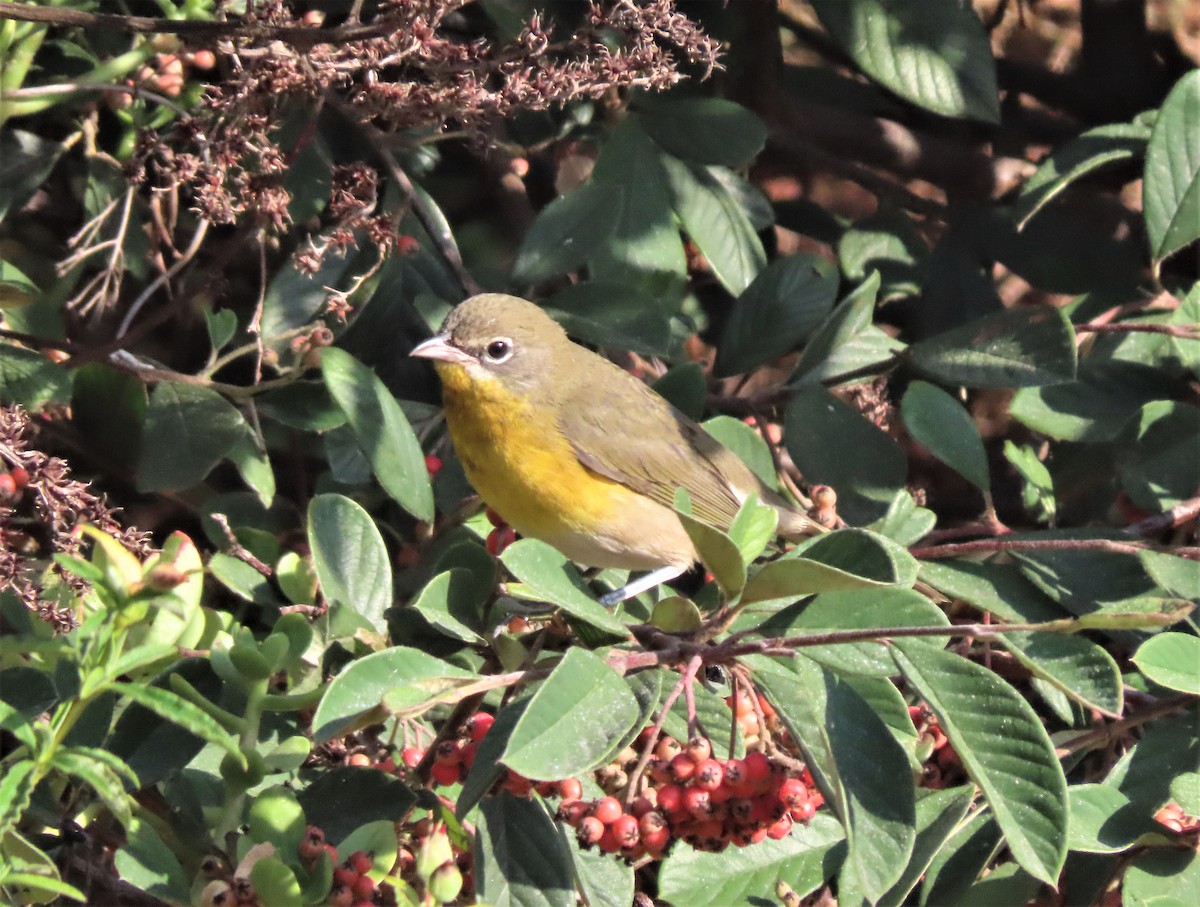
(909, 537, 1200, 561)
(1076, 321, 1200, 339)
(1055, 694, 1195, 758)
(1125, 496, 1200, 537)
(0, 3, 399, 47)
(622, 654, 703, 806)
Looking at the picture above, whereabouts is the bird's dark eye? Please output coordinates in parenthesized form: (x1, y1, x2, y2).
(484, 338, 512, 362)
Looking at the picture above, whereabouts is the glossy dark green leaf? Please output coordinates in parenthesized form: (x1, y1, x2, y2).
(998, 632, 1122, 717)
(919, 807, 1002, 906)
(1140, 550, 1200, 600)
(901, 381, 989, 492)
(0, 344, 70, 410)
(907, 305, 1077, 387)
(785, 386, 908, 523)
(307, 494, 391, 632)
(0, 130, 67, 224)
(917, 558, 1064, 623)
(1066, 784, 1155, 854)
(753, 656, 914, 901)
(809, 0, 999, 122)
(544, 281, 672, 357)
(259, 248, 353, 346)
(1124, 849, 1200, 907)
(1117, 400, 1200, 512)
(257, 381, 347, 431)
(512, 181, 622, 283)
(877, 786, 975, 907)
(702, 416, 778, 490)
(658, 813, 845, 906)
(1144, 69, 1200, 266)
(297, 767, 417, 844)
(502, 648, 639, 780)
(716, 254, 839, 377)
(500, 540, 630, 637)
(838, 208, 927, 301)
(475, 795, 575, 907)
(321, 347, 433, 520)
(411, 569, 487, 643)
(637, 98, 767, 166)
(871, 490, 937, 547)
(138, 381, 247, 491)
(561, 821, 634, 907)
(675, 491, 746, 598)
(788, 272, 881, 385)
(1003, 441, 1056, 524)
(110, 681, 243, 765)
(793, 528, 919, 587)
(311, 647, 474, 742)
(652, 362, 707, 421)
(1014, 123, 1149, 229)
(113, 817, 190, 905)
(662, 156, 766, 295)
(891, 640, 1068, 885)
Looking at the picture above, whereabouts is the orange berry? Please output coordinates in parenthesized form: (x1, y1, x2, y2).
(767, 813, 793, 839)
(558, 799, 589, 826)
(655, 737, 682, 760)
(686, 736, 712, 764)
(0, 474, 18, 502)
(558, 777, 583, 800)
(656, 784, 684, 815)
(577, 816, 604, 846)
(669, 753, 697, 782)
(348, 753, 371, 767)
(790, 800, 817, 822)
(694, 759, 724, 791)
(610, 814, 640, 847)
(591, 797, 623, 825)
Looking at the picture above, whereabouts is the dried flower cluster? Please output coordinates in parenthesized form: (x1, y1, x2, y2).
(138, 0, 720, 233)
(0, 407, 152, 629)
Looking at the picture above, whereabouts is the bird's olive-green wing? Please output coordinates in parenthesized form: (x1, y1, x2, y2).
(558, 359, 756, 530)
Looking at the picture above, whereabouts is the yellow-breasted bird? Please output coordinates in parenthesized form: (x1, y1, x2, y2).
(411, 293, 824, 604)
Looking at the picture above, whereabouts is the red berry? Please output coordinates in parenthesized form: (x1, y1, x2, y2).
(686, 736, 712, 764)
(639, 811, 666, 835)
(723, 758, 747, 788)
(591, 797, 623, 825)
(377, 756, 396, 773)
(767, 813, 793, 840)
(610, 814, 640, 847)
(790, 800, 817, 822)
(485, 506, 506, 528)
(328, 884, 354, 907)
(558, 799, 589, 826)
(778, 778, 808, 809)
(351, 874, 375, 899)
(655, 737, 682, 760)
(577, 816, 604, 846)
(459, 742, 478, 770)
(694, 759, 724, 791)
(684, 786, 712, 817)
(434, 740, 461, 764)
(647, 756, 672, 784)
(9, 466, 28, 490)
(467, 712, 495, 741)
(348, 851, 372, 876)
(396, 235, 420, 255)
(643, 825, 670, 855)
(0, 474, 19, 501)
(424, 454, 443, 476)
(657, 784, 684, 815)
(743, 751, 771, 784)
(631, 795, 657, 817)
(486, 525, 517, 556)
(332, 867, 359, 888)
(669, 753, 697, 782)
(401, 746, 424, 768)
(598, 827, 622, 854)
(322, 843, 339, 863)
(558, 777, 582, 800)
(430, 761, 461, 786)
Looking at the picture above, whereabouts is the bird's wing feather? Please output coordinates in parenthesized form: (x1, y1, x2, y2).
(559, 360, 752, 530)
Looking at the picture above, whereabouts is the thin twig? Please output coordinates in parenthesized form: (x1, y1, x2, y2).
(116, 219, 211, 337)
(1125, 497, 1200, 537)
(1055, 694, 1194, 758)
(909, 536, 1200, 561)
(1076, 321, 1200, 339)
(622, 655, 703, 806)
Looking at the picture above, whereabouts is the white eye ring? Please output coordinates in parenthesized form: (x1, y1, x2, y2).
(484, 337, 514, 363)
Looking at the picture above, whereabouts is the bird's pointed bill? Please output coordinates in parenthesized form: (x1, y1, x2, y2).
(410, 334, 475, 365)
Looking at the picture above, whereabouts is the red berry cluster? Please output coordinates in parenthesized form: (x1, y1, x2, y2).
(910, 705, 964, 788)
(560, 735, 823, 858)
(0, 465, 30, 505)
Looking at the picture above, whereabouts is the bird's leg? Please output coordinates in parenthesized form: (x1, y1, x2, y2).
(598, 565, 686, 607)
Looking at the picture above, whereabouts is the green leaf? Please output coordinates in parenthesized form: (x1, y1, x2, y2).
(249, 855, 303, 907)
(870, 490, 937, 547)
(793, 528, 919, 587)
(257, 381, 347, 431)
(1003, 441, 1056, 524)
(753, 657, 914, 901)
(1066, 784, 1155, 854)
(259, 247, 353, 347)
(561, 821, 634, 907)
(726, 494, 780, 567)
(411, 569, 487, 643)
(228, 433, 275, 508)
(502, 648, 639, 780)
(1144, 69, 1200, 266)
(588, 119, 687, 295)
(511, 181, 622, 283)
(297, 767, 416, 845)
(307, 493, 392, 633)
(112, 817, 190, 905)
(138, 382, 247, 491)
(320, 347, 434, 521)
(1014, 123, 1149, 229)
(917, 558, 1064, 623)
(1124, 849, 1200, 907)
(1132, 633, 1200, 694)
(662, 156, 766, 295)
(475, 795, 575, 907)
(0, 761, 35, 838)
(500, 540, 629, 637)
(877, 786, 975, 907)
(891, 640, 1068, 885)
(674, 491, 747, 598)
(544, 281, 672, 357)
(754, 587, 950, 677)
(311, 647, 474, 742)
(837, 208, 927, 301)
(785, 386, 908, 523)
(0, 344, 71, 410)
(716, 254, 840, 377)
(788, 272, 883, 385)
(918, 807, 1002, 906)
(109, 681, 243, 765)
(637, 97, 767, 166)
(809, 0, 999, 122)
(997, 632, 1123, 717)
(1140, 550, 1200, 600)
(51, 749, 133, 827)
(657, 813, 845, 906)
(0, 259, 38, 308)
(907, 305, 1077, 387)
(458, 698, 529, 818)
(205, 308, 238, 351)
(248, 786, 306, 854)
(1170, 771, 1200, 817)
(702, 415, 778, 490)
(0, 130, 67, 224)
(1117, 400, 1200, 512)
(901, 381, 990, 492)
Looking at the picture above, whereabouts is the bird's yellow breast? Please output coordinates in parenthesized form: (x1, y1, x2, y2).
(435, 361, 695, 570)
